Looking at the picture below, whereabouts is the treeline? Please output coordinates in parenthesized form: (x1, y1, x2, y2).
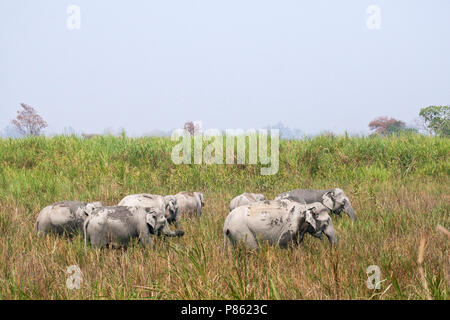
(1, 104, 449, 138)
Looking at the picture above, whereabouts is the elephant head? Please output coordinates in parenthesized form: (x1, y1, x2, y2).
(322, 188, 357, 221)
(76, 201, 102, 218)
(164, 195, 186, 234)
(163, 196, 178, 223)
(145, 208, 165, 234)
(277, 200, 318, 248)
(145, 206, 184, 238)
(306, 203, 338, 245)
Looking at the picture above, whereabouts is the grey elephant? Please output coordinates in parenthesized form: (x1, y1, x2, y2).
(275, 188, 357, 221)
(173, 192, 204, 218)
(223, 199, 337, 249)
(229, 193, 266, 211)
(36, 200, 102, 236)
(83, 206, 184, 248)
(118, 193, 182, 232)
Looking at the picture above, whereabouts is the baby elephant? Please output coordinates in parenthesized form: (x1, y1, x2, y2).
(223, 200, 337, 250)
(229, 193, 266, 211)
(36, 200, 102, 236)
(173, 192, 205, 218)
(83, 206, 184, 248)
(118, 193, 182, 232)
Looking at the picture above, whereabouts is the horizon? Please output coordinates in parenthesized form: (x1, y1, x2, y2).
(1, 1, 449, 137)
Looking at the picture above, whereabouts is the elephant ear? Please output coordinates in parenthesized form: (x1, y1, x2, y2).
(278, 230, 294, 248)
(198, 193, 205, 207)
(322, 191, 334, 210)
(165, 199, 178, 219)
(145, 212, 156, 231)
(76, 203, 96, 218)
(278, 205, 300, 247)
(84, 203, 100, 216)
(75, 207, 86, 218)
(305, 209, 317, 231)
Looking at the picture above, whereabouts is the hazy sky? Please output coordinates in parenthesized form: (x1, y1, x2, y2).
(1, 0, 449, 136)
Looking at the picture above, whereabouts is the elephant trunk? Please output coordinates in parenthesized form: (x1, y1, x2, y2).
(173, 219, 185, 234)
(343, 203, 357, 221)
(324, 225, 338, 246)
(161, 221, 184, 237)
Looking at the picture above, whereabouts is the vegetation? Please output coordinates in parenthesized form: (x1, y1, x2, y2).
(419, 106, 450, 137)
(0, 133, 448, 299)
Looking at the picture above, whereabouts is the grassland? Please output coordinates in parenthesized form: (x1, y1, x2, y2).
(0, 134, 448, 299)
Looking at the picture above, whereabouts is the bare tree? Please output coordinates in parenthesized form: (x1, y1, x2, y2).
(11, 103, 48, 136)
(184, 121, 195, 135)
(184, 121, 201, 135)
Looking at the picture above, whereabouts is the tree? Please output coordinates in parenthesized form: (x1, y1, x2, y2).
(419, 106, 449, 137)
(0, 125, 23, 138)
(184, 121, 201, 135)
(368, 116, 407, 135)
(265, 122, 303, 140)
(11, 103, 48, 136)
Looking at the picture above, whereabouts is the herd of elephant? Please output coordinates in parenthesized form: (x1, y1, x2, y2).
(35, 188, 357, 250)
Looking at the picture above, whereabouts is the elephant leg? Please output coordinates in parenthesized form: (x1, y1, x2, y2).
(89, 232, 107, 248)
(36, 221, 47, 236)
(139, 233, 152, 248)
(278, 230, 296, 248)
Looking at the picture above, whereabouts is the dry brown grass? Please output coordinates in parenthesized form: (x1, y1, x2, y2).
(0, 135, 448, 299)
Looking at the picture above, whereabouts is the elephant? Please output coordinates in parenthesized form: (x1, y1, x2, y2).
(83, 206, 184, 248)
(223, 199, 337, 250)
(275, 188, 357, 221)
(229, 193, 266, 211)
(173, 192, 205, 218)
(118, 193, 182, 232)
(36, 200, 102, 236)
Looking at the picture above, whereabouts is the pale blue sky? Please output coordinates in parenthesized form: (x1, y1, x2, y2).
(1, 0, 449, 136)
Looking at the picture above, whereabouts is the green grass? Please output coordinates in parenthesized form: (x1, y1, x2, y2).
(0, 133, 448, 299)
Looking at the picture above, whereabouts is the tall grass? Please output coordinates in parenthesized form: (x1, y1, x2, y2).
(0, 134, 448, 299)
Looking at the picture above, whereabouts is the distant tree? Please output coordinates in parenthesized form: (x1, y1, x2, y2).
(62, 126, 78, 136)
(1, 125, 23, 138)
(368, 116, 416, 135)
(419, 106, 449, 137)
(11, 103, 48, 136)
(265, 122, 303, 140)
(184, 121, 201, 135)
(81, 133, 100, 139)
(144, 129, 171, 137)
(184, 121, 195, 135)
